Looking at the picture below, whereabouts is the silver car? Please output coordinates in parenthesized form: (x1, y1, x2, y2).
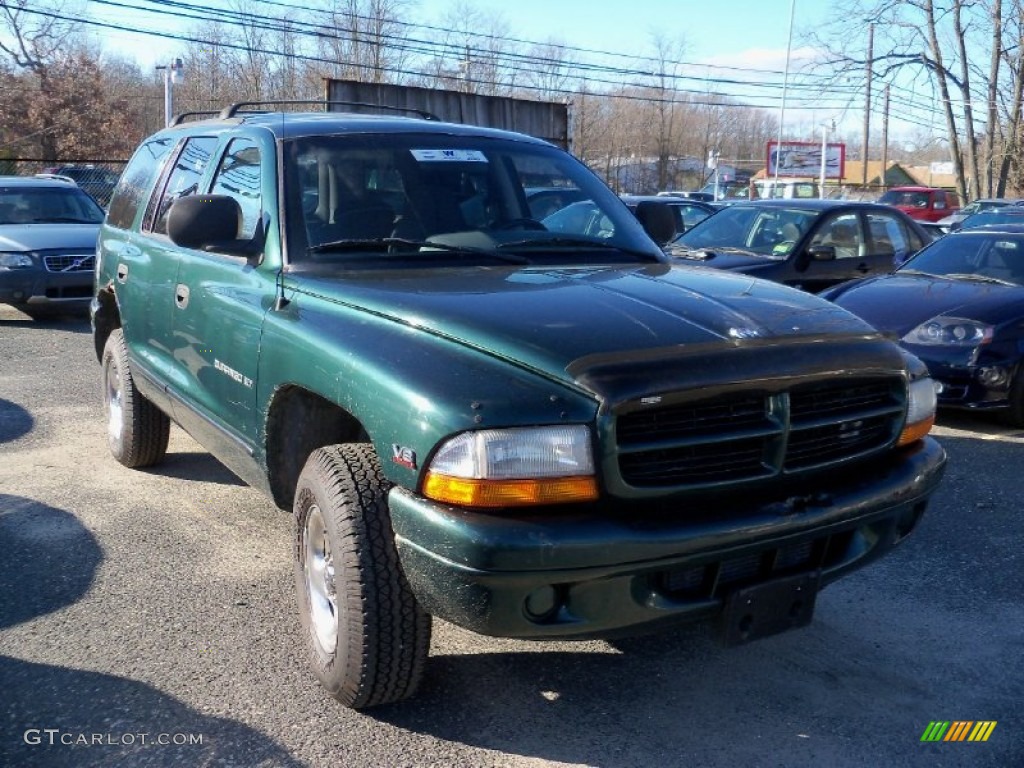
(0, 175, 104, 315)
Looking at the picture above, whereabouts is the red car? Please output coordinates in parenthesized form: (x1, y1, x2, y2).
(878, 186, 960, 223)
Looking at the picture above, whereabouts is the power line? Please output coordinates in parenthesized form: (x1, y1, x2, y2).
(2, 0, 946, 131)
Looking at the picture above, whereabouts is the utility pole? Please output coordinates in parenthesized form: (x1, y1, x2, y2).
(861, 23, 874, 188)
(880, 85, 890, 194)
(156, 58, 184, 128)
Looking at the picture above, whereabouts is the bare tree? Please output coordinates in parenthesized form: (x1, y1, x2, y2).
(807, 0, 1024, 201)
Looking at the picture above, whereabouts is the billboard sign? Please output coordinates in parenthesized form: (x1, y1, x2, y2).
(766, 141, 846, 179)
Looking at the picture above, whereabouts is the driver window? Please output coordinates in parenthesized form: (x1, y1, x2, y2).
(146, 136, 219, 235)
(211, 138, 262, 240)
(810, 214, 863, 259)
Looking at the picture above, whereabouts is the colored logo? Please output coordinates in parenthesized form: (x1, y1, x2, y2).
(920, 721, 997, 742)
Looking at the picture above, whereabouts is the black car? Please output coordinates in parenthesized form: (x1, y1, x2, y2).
(951, 206, 1024, 232)
(620, 195, 716, 241)
(667, 199, 931, 292)
(823, 226, 1024, 425)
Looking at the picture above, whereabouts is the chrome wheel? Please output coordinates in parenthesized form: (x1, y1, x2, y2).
(105, 357, 124, 455)
(304, 503, 338, 654)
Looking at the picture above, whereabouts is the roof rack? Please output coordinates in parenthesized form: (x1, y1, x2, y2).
(169, 110, 223, 127)
(217, 99, 439, 121)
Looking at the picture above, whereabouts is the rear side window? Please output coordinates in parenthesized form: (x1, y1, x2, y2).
(145, 136, 220, 236)
(106, 137, 176, 229)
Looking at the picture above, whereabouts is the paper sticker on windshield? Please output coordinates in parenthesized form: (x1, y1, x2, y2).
(410, 149, 488, 163)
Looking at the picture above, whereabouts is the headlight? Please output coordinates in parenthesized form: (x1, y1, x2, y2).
(902, 316, 993, 347)
(898, 376, 938, 446)
(423, 425, 599, 507)
(0, 252, 33, 269)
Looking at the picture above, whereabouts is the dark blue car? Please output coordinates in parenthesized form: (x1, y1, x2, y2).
(823, 226, 1024, 425)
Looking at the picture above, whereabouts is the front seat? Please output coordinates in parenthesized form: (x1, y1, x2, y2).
(634, 201, 676, 245)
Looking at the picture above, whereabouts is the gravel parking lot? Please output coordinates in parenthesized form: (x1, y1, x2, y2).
(1, 306, 1022, 768)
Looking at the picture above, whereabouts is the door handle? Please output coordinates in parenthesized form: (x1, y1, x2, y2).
(174, 284, 190, 309)
(855, 263, 871, 273)
(116, 263, 128, 283)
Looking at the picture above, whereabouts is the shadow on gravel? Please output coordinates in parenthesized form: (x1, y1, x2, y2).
(0, 495, 301, 767)
(0, 313, 90, 333)
(151, 451, 246, 487)
(0, 399, 34, 444)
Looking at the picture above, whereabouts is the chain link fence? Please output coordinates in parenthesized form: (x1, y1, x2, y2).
(0, 158, 128, 208)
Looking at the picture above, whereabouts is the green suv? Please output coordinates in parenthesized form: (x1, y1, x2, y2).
(92, 103, 946, 708)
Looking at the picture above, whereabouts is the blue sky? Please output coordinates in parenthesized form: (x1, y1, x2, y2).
(68, 0, 923, 141)
(99, 0, 825, 71)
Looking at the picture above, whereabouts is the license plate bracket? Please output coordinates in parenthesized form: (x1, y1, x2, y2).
(720, 571, 821, 646)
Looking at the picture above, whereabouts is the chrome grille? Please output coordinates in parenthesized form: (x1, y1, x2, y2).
(616, 377, 905, 489)
(43, 254, 95, 273)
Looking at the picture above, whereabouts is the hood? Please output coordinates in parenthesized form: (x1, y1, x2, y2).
(289, 262, 880, 387)
(0, 224, 100, 252)
(830, 272, 1024, 335)
(669, 248, 781, 272)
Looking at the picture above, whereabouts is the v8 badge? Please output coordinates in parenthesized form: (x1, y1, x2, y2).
(391, 444, 417, 470)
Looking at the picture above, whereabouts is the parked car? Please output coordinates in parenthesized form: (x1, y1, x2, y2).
(667, 199, 931, 292)
(938, 197, 1016, 230)
(620, 195, 717, 241)
(950, 206, 1024, 232)
(878, 186, 960, 223)
(0, 175, 104, 315)
(823, 226, 1024, 425)
(40, 164, 121, 208)
(92, 102, 945, 709)
(524, 186, 589, 219)
(751, 179, 819, 199)
(542, 196, 715, 246)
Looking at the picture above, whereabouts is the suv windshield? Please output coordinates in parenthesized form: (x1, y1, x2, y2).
(0, 185, 105, 225)
(283, 133, 661, 266)
(674, 204, 816, 257)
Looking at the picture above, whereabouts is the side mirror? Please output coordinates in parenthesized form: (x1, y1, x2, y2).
(167, 195, 262, 258)
(807, 244, 836, 261)
(633, 200, 677, 246)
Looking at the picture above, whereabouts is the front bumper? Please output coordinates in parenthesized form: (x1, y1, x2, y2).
(926, 359, 1020, 412)
(0, 268, 93, 306)
(390, 437, 946, 639)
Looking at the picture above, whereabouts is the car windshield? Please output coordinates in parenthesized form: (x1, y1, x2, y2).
(956, 209, 1024, 230)
(672, 204, 816, 257)
(283, 133, 662, 267)
(900, 232, 1024, 285)
(0, 186, 105, 225)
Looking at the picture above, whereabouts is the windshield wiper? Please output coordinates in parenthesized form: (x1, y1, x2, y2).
(32, 217, 98, 224)
(943, 272, 1017, 286)
(497, 236, 660, 262)
(308, 237, 529, 264)
(671, 245, 766, 260)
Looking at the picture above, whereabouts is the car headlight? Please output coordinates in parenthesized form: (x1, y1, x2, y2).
(899, 376, 938, 446)
(423, 425, 599, 507)
(0, 252, 34, 269)
(902, 316, 993, 347)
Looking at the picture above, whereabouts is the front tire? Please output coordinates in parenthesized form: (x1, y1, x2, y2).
(294, 444, 431, 708)
(101, 328, 170, 467)
(1002, 368, 1024, 428)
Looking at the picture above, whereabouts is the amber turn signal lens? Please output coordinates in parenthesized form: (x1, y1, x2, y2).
(422, 473, 599, 507)
(897, 415, 935, 447)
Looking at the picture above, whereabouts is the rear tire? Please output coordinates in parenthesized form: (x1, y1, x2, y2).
(294, 444, 431, 708)
(101, 328, 170, 467)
